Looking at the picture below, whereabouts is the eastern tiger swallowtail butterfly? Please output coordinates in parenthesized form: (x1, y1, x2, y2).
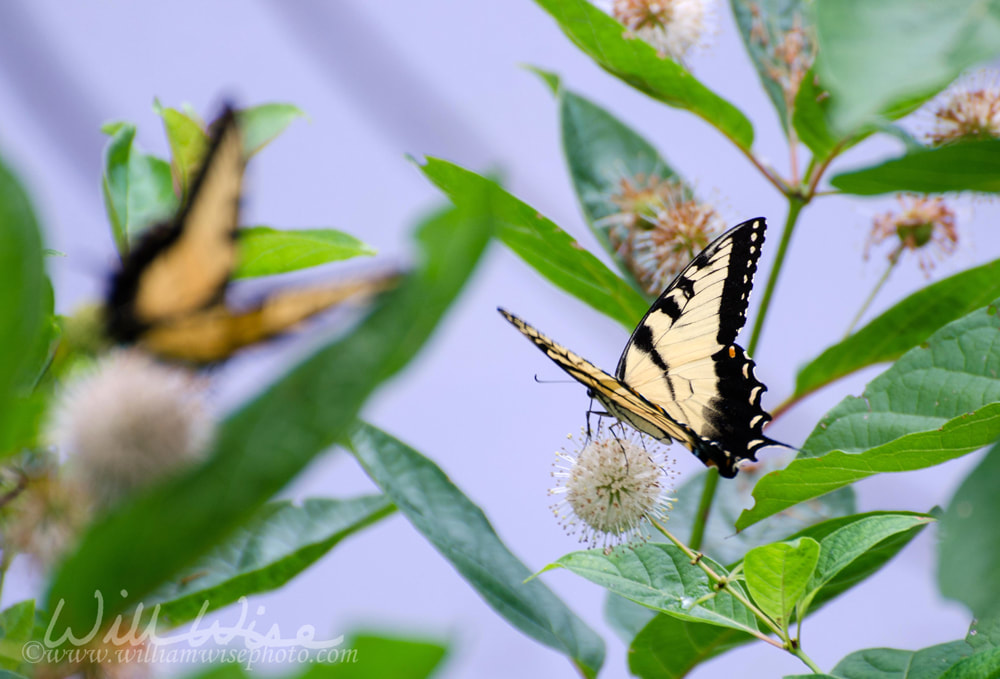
(499, 217, 783, 478)
(105, 106, 396, 363)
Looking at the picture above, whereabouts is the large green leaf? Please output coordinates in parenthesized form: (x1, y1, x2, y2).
(44, 200, 494, 637)
(418, 156, 648, 329)
(349, 423, 605, 678)
(100, 124, 178, 252)
(533, 0, 754, 150)
(0, 158, 47, 459)
(831, 140, 1000, 195)
(0, 601, 35, 673)
(738, 300, 1000, 530)
(939, 440, 1000, 618)
(628, 615, 753, 679)
(146, 495, 393, 625)
(744, 538, 819, 627)
(795, 258, 1000, 400)
(548, 543, 759, 635)
(626, 511, 930, 678)
(792, 68, 840, 160)
(830, 641, 976, 679)
(233, 227, 376, 279)
(815, 0, 1000, 132)
(554, 79, 681, 298)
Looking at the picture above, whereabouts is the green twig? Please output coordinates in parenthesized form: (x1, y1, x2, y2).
(792, 646, 824, 674)
(843, 246, 902, 338)
(748, 197, 806, 356)
(689, 467, 719, 551)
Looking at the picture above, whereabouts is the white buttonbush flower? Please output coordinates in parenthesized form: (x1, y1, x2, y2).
(598, 0, 715, 62)
(924, 70, 1000, 146)
(551, 427, 676, 552)
(865, 195, 958, 275)
(50, 350, 213, 507)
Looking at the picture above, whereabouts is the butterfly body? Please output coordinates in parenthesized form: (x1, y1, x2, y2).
(500, 218, 781, 478)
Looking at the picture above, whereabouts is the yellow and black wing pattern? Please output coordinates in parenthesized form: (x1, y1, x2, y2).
(105, 106, 395, 364)
(499, 217, 782, 478)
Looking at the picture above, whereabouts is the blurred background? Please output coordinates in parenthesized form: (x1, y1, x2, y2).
(0, 1, 995, 676)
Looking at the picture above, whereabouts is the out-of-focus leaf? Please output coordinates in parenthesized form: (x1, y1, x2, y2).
(743, 538, 820, 626)
(792, 69, 839, 159)
(155, 102, 209, 197)
(100, 124, 178, 252)
(730, 0, 812, 132)
(831, 140, 1000, 195)
(939, 440, 1000, 618)
(237, 103, 306, 157)
(0, 601, 35, 672)
(0, 158, 47, 459)
(795, 258, 1000, 400)
(555, 82, 681, 297)
(419, 156, 648, 329)
(738, 300, 1000, 530)
(547, 543, 759, 635)
(533, 0, 754, 149)
(815, 0, 1000, 132)
(234, 227, 376, 279)
(45, 200, 494, 638)
(349, 423, 605, 679)
(146, 495, 394, 625)
(298, 633, 449, 679)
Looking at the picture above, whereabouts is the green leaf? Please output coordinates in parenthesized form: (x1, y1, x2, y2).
(100, 124, 178, 253)
(418, 156, 648, 329)
(526, 64, 561, 94)
(349, 423, 604, 679)
(738, 299, 1000, 530)
(556, 83, 680, 297)
(939, 440, 1000, 618)
(941, 648, 1000, 679)
(0, 601, 35, 671)
(237, 103, 306, 157)
(0, 158, 47, 459)
(629, 615, 753, 679)
(533, 0, 754, 150)
(145, 495, 394, 625)
(44, 200, 494, 638)
(297, 633, 448, 679)
(792, 68, 839, 159)
(744, 538, 820, 626)
(626, 510, 929, 678)
(831, 641, 976, 679)
(795, 257, 1000, 400)
(550, 543, 759, 635)
(730, 0, 812, 132)
(831, 140, 1000, 195)
(815, 0, 1000, 132)
(156, 103, 209, 197)
(967, 616, 1000, 651)
(232, 226, 376, 279)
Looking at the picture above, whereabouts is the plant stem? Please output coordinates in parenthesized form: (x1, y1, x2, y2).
(689, 467, 719, 551)
(748, 197, 806, 356)
(793, 646, 824, 674)
(650, 518, 787, 645)
(843, 247, 902, 338)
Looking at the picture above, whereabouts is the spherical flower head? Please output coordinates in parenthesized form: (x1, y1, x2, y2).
(551, 428, 676, 552)
(50, 350, 213, 508)
(925, 70, 1000, 146)
(4, 476, 92, 566)
(606, 175, 725, 295)
(866, 194, 958, 275)
(744, 4, 816, 119)
(606, 0, 715, 62)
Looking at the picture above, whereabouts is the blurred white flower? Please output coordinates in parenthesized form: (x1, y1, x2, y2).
(865, 194, 958, 275)
(4, 476, 90, 566)
(924, 70, 1000, 146)
(599, 0, 715, 62)
(551, 427, 676, 552)
(51, 350, 212, 507)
